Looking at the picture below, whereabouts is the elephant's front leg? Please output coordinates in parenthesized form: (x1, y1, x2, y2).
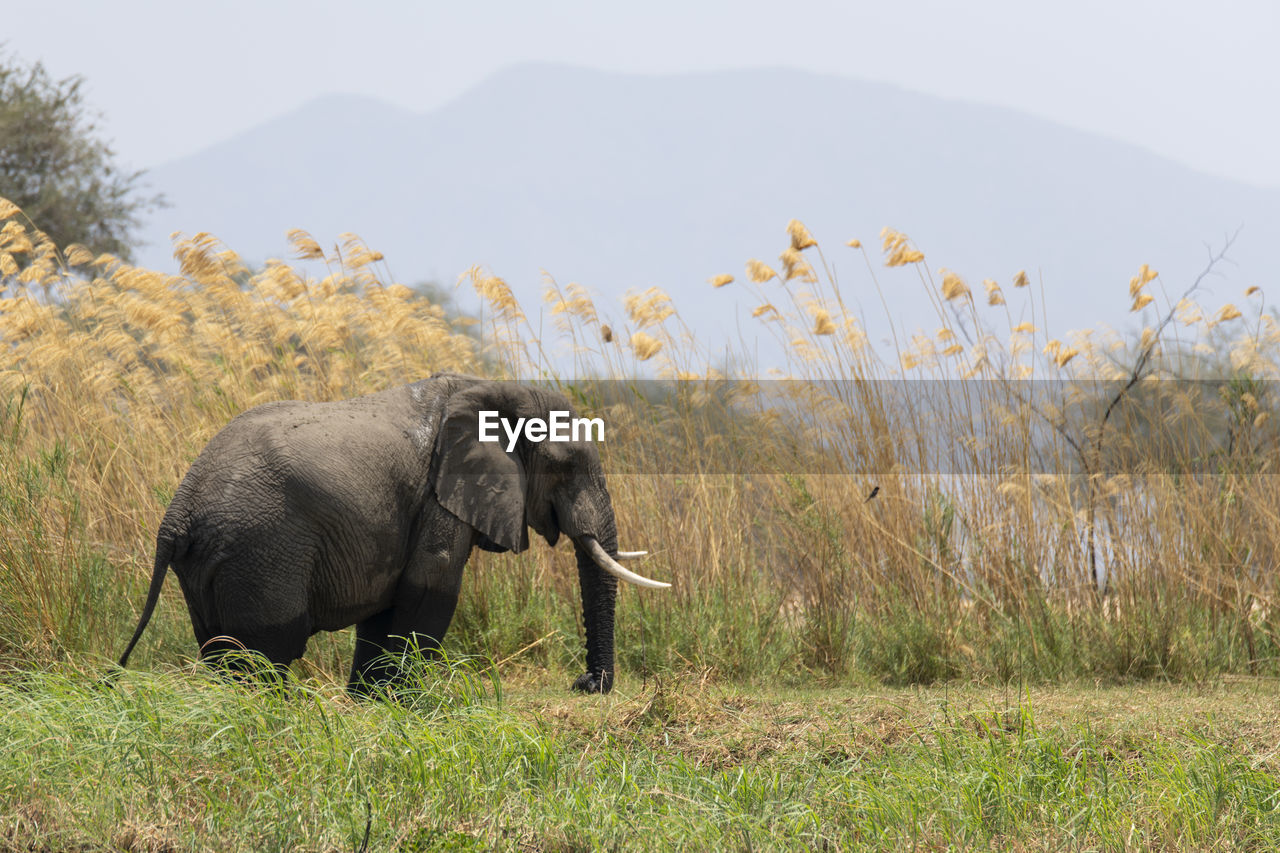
(347, 524, 473, 697)
(347, 608, 396, 696)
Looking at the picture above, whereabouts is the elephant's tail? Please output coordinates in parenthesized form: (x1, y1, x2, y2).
(117, 534, 178, 668)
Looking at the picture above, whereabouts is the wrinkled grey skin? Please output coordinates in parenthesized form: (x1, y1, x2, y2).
(118, 373, 625, 695)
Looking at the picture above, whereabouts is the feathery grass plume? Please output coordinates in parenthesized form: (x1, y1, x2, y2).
(470, 271, 525, 322)
(0, 198, 20, 220)
(786, 219, 817, 250)
(940, 270, 971, 302)
(63, 243, 94, 266)
(260, 260, 307, 301)
(1246, 286, 1262, 297)
(843, 318, 868, 352)
(171, 232, 227, 284)
(630, 331, 662, 360)
(812, 309, 836, 335)
(624, 287, 675, 328)
(983, 279, 1005, 306)
(889, 246, 924, 266)
(1216, 304, 1243, 323)
(752, 303, 778, 318)
(780, 247, 818, 283)
(1131, 293, 1155, 311)
(0, 296, 56, 342)
(880, 227, 902, 252)
(546, 282, 600, 329)
(880, 227, 925, 267)
(708, 274, 734, 288)
(1013, 269, 1029, 288)
(337, 233, 384, 269)
(600, 324, 613, 343)
(287, 229, 325, 261)
(1230, 339, 1263, 372)
(846, 238, 862, 248)
(1, 221, 34, 258)
(1175, 297, 1202, 326)
(19, 250, 58, 286)
(1130, 263, 1158, 295)
(746, 259, 778, 283)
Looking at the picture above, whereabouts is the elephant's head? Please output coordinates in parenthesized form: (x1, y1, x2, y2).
(431, 379, 666, 692)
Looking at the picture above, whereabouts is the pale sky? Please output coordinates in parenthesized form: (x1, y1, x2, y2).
(5, 0, 1279, 188)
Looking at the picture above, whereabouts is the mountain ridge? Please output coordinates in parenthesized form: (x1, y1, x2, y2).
(138, 63, 1279, 365)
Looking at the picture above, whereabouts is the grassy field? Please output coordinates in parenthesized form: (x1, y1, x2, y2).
(4, 200, 1280, 847)
(5, 665, 1280, 851)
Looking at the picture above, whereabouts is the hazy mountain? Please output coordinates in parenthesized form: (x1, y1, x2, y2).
(138, 64, 1279, 369)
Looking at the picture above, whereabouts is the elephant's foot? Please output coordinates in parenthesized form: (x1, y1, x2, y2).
(571, 670, 613, 694)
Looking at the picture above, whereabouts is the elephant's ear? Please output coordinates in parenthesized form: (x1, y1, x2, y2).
(432, 389, 530, 554)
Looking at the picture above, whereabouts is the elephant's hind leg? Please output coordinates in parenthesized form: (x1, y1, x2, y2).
(200, 575, 312, 685)
(198, 635, 296, 685)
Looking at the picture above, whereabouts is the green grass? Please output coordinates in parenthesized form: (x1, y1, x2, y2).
(4, 664, 1280, 851)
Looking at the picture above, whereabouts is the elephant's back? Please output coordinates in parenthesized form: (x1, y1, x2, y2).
(171, 389, 427, 533)
(180, 399, 317, 491)
(204, 388, 422, 457)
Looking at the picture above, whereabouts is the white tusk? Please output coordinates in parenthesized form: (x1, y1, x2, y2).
(616, 550, 648, 561)
(582, 538, 670, 589)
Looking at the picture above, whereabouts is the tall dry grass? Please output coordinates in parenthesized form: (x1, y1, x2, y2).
(2, 195, 1279, 684)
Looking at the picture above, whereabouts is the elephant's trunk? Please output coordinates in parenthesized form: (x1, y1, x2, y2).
(573, 521, 620, 694)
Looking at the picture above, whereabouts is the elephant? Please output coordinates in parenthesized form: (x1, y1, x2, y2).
(116, 373, 668, 695)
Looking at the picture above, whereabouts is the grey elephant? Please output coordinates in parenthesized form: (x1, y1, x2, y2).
(116, 373, 667, 694)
